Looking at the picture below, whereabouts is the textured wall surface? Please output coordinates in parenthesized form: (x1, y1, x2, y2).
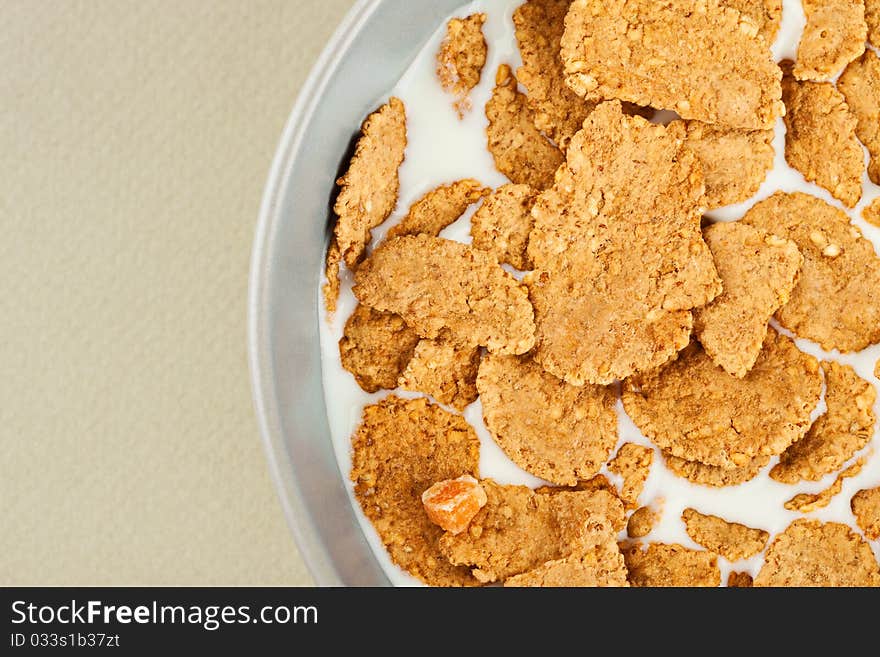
(1, 0, 356, 585)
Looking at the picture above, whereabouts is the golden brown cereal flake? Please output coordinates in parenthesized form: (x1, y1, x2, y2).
(682, 122, 774, 209)
(742, 192, 880, 352)
(338, 304, 420, 393)
(527, 104, 717, 295)
(781, 69, 864, 208)
(398, 338, 480, 411)
(422, 475, 487, 535)
(504, 518, 629, 587)
(387, 179, 489, 240)
(329, 98, 407, 273)
(470, 184, 537, 270)
(437, 14, 488, 118)
(627, 506, 660, 539)
(527, 271, 695, 386)
(864, 198, 880, 228)
(868, 0, 880, 47)
(794, 0, 867, 82)
(851, 487, 880, 540)
(783, 458, 866, 513)
(485, 64, 565, 190)
(323, 239, 342, 315)
(477, 353, 618, 486)
(681, 508, 769, 561)
(838, 50, 880, 187)
(439, 480, 626, 582)
(755, 519, 880, 587)
(350, 396, 481, 586)
(694, 222, 802, 378)
(664, 452, 770, 487)
(535, 474, 620, 497)
(353, 234, 535, 355)
(623, 330, 822, 469)
(728, 571, 754, 587)
(561, 0, 783, 130)
(720, 0, 782, 44)
(771, 362, 876, 483)
(513, 0, 597, 148)
(526, 101, 720, 385)
(621, 542, 721, 587)
(608, 443, 654, 509)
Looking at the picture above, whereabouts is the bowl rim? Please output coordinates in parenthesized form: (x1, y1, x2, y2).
(248, 0, 381, 586)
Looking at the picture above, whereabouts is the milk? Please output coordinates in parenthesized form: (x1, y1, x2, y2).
(319, 0, 880, 586)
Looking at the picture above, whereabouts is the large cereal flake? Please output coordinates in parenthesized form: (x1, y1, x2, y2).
(781, 69, 864, 208)
(561, 0, 783, 130)
(513, 0, 597, 148)
(526, 101, 720, 385)
(794, 0, 866, 82)
(470, 184, 537, 270)
(622, 331, 822, 469)
(325, 98, 407, 309)
(694, 222, 802, 378)
(681, 508, 769, 561)
(350, 396, 481, 586)
(838, 50, 880, 187)
(439, 480, 625, 582)
(682, 121, 774, 209)
(398, 338, 481, 412)
(387, 179, 489, 239)
(664, 452, 770, 487)
(485, 64, 564, 190)
(339, 304, 420, 393)
(621, 542, 721, 587)
(771, 362, 876, 483)
(353, 235, 535, 355)
(755, 519, 880, 587)
(477, 353, 618, 486)
(504, 518, 629, 587)
(436, 14, 488, 118)
(868, 0, 880, 47)
(742, 192, 880, 352)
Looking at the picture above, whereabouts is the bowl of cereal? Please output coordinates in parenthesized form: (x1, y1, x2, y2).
(250, 0, 880, 587)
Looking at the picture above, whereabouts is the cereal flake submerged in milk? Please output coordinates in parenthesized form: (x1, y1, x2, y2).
(319, 0, 880, 586)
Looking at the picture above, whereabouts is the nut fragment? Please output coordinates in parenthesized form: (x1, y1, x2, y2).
(422, 476, 488, 535)
(627, 506, 660, 539)
(727, 571, 754, 587)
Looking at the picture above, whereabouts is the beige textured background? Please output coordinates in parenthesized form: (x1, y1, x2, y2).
(1, 0, 356, 585)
